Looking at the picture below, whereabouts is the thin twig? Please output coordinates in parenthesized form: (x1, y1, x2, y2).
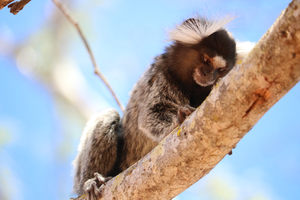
(51, 0, 125, 112)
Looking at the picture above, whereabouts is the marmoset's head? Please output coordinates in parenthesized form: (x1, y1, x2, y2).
(168, 15, 240, 87)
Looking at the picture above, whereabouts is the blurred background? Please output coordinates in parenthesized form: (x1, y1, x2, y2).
(0, 0, 299, 199)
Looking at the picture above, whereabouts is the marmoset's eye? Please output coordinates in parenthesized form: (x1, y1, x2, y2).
(203, 56, 211, 66)
(218, 67, 226, 72)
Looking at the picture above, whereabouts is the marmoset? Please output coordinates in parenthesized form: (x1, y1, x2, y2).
(73, 14, 253, 198)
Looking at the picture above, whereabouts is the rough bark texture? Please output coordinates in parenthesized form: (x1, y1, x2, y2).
(72, 0, 300, 199)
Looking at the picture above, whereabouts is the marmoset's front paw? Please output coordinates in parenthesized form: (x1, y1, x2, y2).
(177, 105, 196, 125)
(84, 173, 112, 200)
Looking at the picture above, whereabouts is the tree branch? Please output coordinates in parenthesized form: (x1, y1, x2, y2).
(0, 0, 31, 14)
(71, 0, 300, 199)
(7, 0, 30, 14)
(0, 0, 14, 10)
(51, 0, 125, 112)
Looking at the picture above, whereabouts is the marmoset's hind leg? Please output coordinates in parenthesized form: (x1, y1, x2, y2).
(72, 108, 120, 196)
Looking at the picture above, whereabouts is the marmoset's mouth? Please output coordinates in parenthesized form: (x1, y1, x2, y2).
(193, 68, 215, 87)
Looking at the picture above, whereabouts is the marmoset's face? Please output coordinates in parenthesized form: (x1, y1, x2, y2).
(192, 30, 237, 87)
(193, 53, 232, 86)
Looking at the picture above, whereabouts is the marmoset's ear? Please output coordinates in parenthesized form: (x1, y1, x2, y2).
(168, 14, 235, 44)
(236, 41, 255, 64)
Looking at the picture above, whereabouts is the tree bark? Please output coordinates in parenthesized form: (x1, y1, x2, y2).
(73, 0, 300, 199)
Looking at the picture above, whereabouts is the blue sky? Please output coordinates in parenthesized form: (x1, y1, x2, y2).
(0, 0, 299, 200)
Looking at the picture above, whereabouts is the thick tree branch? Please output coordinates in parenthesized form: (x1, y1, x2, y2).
(72, 0, 300, 199)
(52, 0, 125, 112)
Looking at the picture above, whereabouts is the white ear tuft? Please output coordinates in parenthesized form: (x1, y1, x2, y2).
(168, 14, 235, 44)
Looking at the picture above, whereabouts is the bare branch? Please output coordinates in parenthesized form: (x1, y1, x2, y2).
(71, 0, 300, 199)
(51, 0, 125, 112)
